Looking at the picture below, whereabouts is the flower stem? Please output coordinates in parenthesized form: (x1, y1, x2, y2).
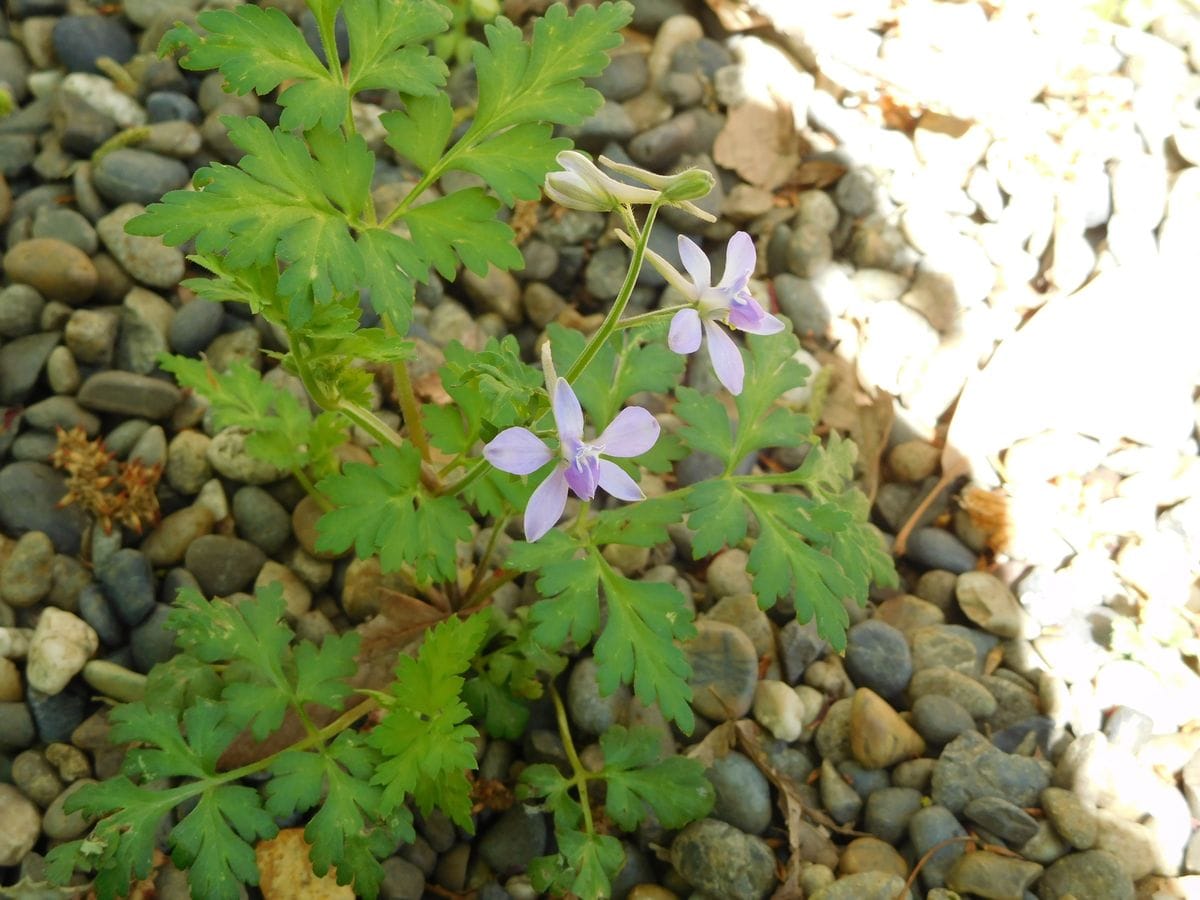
(549, 682, 595, 836)
(290, 465, 332, 513)
(614, 304, 692, 331)
(565, 201, 662, 384)
(386, 316, 431, 464)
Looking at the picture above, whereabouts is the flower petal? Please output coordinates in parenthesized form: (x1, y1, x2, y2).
(596, 406, 660, 458)
(677, 235, 712, 291)
(704, 319, 745, 395)
(718, 231, 756, 292)
(564, 453, 600, 500)
(552, 377, 584, 444)
(483, 427, 553, 475)
(668, 307, 702, 354)
(728, 295, 785, 335)
(598, 459, 645, 502)
(525, 465, 569, 541)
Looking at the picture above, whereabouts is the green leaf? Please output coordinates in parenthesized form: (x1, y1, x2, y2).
(316, 445, 474, 584)
(368, 614, 490, 830)
(382, 93, 454, 174)
(685, 478, 749, 558)
(400, 187, 523, 279)
(451, 124, 568, 206)
(676, 385, 735, 465)
(471, 2, 632, 136)
(529, 829, 624, 900)
(518, 763, 579, 830)
(591, 494, 685, 548)
(599, 726, 714, 830)
(162, 7, 341, 131)
(594, 560, 695, 733)
(344, 0, 449, 95)
(509, 531, 603, 650)
(170, 785, 274, 900)
(356, 227, 420, 332)
(440, 336, 544, 436)
(128, 120, 375, 307)
(463, 675, 530, 740)
(730, 329, 813, 463)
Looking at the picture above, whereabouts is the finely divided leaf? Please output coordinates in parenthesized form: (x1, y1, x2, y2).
(316, 445, 473, 584)
(471, 2, 632, 136)
(598, 726, 714, 830)
(128, 121, 378, 307)
(382, 93, 454, 174)
(368, 614, 490, 830)
(170, 785, 274, 900)
(676, 385, 735, 465)
(594, 561, 695, 732)
(685, 478, 749, 557)
(731, 329, 813, 462)
(452, 124, 568, 206)
(162, 7, 341, 131)
(344, 0, 449, 94)
(401, 188, 523, 279)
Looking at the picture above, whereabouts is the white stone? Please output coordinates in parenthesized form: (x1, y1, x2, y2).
(61, 73, 147, 129)
(0, 784, 40, 866)
(26, 608, 99, 695)
(0, 627, 33, 659)
(753, 680, 806, 742)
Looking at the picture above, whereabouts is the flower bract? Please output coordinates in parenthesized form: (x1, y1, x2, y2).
(484, 378, 659, 541)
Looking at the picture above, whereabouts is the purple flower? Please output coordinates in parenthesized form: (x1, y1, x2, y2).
(636, 231, 784, 395)
(483, 378, 660, 541)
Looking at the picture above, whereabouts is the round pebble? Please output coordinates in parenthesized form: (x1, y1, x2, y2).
(843, 619, 912, 698)
(683, 619, 759, 721)
(670, 818, 776, 899)
(184, 534, 267, 597)
(707, 751, 771, 835)
(2, 238, 97, 304)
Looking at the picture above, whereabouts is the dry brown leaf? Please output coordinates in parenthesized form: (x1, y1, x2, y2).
(790, 159, 848, 191)
(713, 101, 799, 190)
(894, 264, 1200, 554)
(815, 349, 894, 505)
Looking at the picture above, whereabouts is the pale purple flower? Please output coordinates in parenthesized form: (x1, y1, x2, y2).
(633, 231, 784, 395)
(483, 378, 660, 541)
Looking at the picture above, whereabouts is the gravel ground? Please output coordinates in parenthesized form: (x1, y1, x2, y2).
(2, 0, 1200, 897)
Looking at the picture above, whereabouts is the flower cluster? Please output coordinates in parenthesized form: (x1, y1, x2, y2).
(485, 152, 785, 540)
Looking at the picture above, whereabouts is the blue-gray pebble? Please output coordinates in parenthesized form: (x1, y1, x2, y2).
(844, 619, 912, 697)
(707, 751, 772, 835)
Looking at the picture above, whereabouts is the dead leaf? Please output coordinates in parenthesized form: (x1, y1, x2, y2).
(894, 263, 1200, 554)
(713, 101, 800, 190)
(790, 159, 848, 191)
(815, 349, 894, 505)
(684, 720, 738, 767)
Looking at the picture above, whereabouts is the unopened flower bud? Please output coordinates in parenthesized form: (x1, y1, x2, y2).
(599, 156, 717, 221)
(544, 150, 659, 212)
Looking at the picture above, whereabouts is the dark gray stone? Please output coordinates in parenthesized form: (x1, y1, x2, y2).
(96, 548, 157, 626)
(707, 751, 772, 835)
(130, 604, 178, 673)
(26, 684, 87, 743)
(0, 462, 90, 555)
(863, 786, 922, 844)
(92, 149, 189, 206)
(963, 795, 1039, 845)
(670, 818, 777, 900)
(566, 656, 629, 737)
(905, 527, 978, 573)
(0, 701, 36, 750)
(912, 693, 976, 746)
(0, 284, 45, 338)
(908, 804, 967, 890)
(589, 52, 648, 102)
(184, 535, 266, 597)
(931, 730, 1050, 814)
(77, 371, 182, 419)
(145, 91, 201, 125)
(55, 90, 118, 156)
(844, 619, 912, 697)
(52, 15, 134, 74)
(78, 583, 124, 647)
(476, 806, 547, 876)
(0, 330, 59, 404)
(232, 486, 291, 557)
(1036, 849, 1133, 900)
(168, 298, 225, 356)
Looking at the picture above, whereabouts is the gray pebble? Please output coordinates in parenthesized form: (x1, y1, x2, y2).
(41, 779, 96, 839)
(707, 751, 772, 835)
(52, 15, 134, 74)
(963, 795, 1039, 845)
(92, 149, 189, 206)
(1037, 849, 1133, 900)
(77, 370, 181, 419)
(0, 284, 45, 338)
(168, 298, 225, 356)
(786, 223, 833, 278)
(11, 748, 63, 807)
(379, 855, 425, 900)
(129, 603, 177, 673)
(0, 462, 89, 554)
(945, 850, 1042, 899)
(184, 534, 266, 596)
(0, 701, 37, 750)
(27, 684, 87, 743)
(77, 583, 124, 647)
(904, 527, 978, 573)
(232, 486, 291, 556)
(931, 730, 1049, 815)
(476, 806, 547, 876)
(820, 756, 862, 825)
(908, 804, 967, 890)
(95, 548, 156, 626)
(684, 619, 758, 721)
(912, 693, 975, 746)
(0, 331, 61, 404)
(0, 530, 55, 608)
(863, 786, 922, 844)
(588, 51, 648, 102)
(566, 656, 629, 736)
(843, 619, 911, 698)
(670, 818, 776, 899)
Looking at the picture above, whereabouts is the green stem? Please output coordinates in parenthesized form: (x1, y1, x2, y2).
(461, 513, 509, 608)
(391, 354, 431, 463)
(614, 304, 692, 331)
(549, 682, 595, 836)
(291, 465, 332, 513)
(460, 567, 520, 610)
(439, 457, 489, 497)
(565, 201, 662, 384)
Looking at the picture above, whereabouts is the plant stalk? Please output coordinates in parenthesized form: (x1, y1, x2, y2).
(549, 682, 595, 836)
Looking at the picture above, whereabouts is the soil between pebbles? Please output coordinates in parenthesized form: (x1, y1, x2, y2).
(2, 0, 1200, 898)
